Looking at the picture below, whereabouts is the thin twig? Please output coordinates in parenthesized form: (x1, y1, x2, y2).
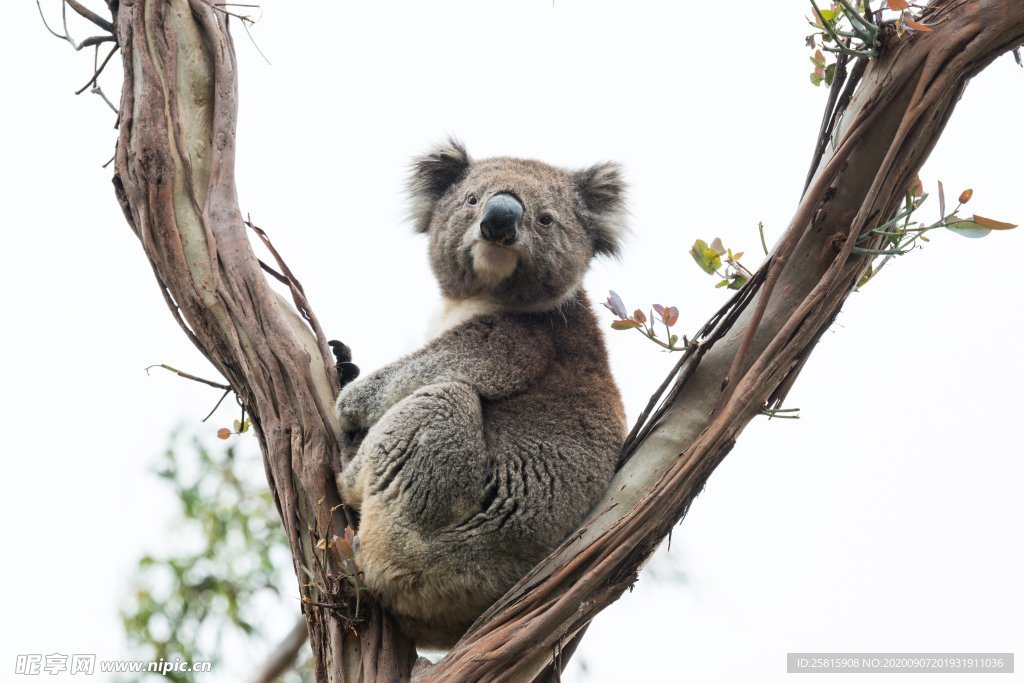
(76, 43, 118, 94)
(241, 19, 271, 66)
(835, 0, 877, 42)
(145, 364, 231, 390)
(245, 217, 340, 394)
(201, 388, 234, 423)
(257, 258, 290, 286)
(202, 0, 257, 23)
(90, 85, 118, 114)
(36, 0, 68, 40)
(37, 0, 116, 54)
(619, 348, 691, 458)
(805, 48, 850, 192)
(66, 0, 114, 32)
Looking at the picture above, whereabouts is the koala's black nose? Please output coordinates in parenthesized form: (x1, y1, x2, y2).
(480, 193, 523, 245)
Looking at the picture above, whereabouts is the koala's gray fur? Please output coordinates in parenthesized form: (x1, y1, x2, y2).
(335, 140, 627, 649)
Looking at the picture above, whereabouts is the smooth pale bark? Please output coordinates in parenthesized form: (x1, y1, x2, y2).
(103, 1, 1023, 681)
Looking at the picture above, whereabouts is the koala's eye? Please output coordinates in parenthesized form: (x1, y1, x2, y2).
(538, 213, 554, 227)
(466, 194, 479, 206)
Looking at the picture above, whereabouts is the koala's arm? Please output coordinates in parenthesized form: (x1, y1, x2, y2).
(335, 315, 553, 431)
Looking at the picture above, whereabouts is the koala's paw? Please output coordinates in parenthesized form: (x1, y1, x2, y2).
(334, 376, 384, 435)
(328, 340, 361, 389)
(334, 391, 365, 435)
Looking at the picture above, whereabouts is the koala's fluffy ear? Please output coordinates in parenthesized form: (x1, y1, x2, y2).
(408, 139, 472, 233)
(576, 161, 628, 257)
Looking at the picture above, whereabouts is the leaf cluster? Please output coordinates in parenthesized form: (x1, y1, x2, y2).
(121, 436, 298, 682)
(690, 236, 755, 291)
(806, 0, 935, 86)
(603, 290, 687, 351)
(857, 178, 1017, 286)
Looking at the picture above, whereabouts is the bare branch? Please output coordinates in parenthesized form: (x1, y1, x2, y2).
(89, 85, 118, 114)
(37, 0, 116, 51)
(144, 364, 231, 391)
(425, 2, 1024, 679)
(247, 616, 309, 683)
(66, 0, 114, 32)
(75, 43, 117, 95)
(201, 388, 234, 423)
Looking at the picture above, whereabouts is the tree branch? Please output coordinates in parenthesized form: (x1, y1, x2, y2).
(92, 0, 1024, 681)
(248, 616, 309, 683)
(110, 1, 413, 680)
(425, 2, 1024, 679)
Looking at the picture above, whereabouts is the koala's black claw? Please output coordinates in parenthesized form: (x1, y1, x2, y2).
(328, 340, 352, 364)
(338, 361, 360, 387)
(329, 340, 360, 387)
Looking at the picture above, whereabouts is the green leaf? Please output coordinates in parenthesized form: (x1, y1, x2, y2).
(810, 72, 823, 86)
(715, 279, 730, 288)
(945, 218, 990, 238)
(824, 63, 836, 86)
(727, 276, 748, 290)
(690, 239, 723, 274)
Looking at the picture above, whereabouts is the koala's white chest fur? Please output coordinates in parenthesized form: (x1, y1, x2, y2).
(427, 297, 503, 339)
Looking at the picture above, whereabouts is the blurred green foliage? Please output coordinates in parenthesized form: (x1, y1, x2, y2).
(120, 433, 311, 682)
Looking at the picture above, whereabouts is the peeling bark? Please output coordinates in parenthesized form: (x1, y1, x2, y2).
(103, 1, 1023, 681)
(112, 1, 414, 680)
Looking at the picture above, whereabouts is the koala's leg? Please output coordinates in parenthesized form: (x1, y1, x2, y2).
(343, 380, 489, 529)
(342, 381, 497, 646)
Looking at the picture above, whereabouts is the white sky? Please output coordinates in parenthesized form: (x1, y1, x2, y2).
(3, 1, 1022, 681)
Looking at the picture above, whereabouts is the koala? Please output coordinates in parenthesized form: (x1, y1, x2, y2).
(334, 140, 627, 649)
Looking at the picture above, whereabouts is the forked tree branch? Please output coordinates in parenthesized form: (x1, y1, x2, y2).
(426, 2, 1024, 679)
(79, 0, 1023, 680)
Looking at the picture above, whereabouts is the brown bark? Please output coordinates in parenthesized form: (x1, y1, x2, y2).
(102, 1, 1023, 681)
(110, 1, 413, 680)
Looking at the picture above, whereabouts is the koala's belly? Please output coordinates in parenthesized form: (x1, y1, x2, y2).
(352, 381, 623, 649)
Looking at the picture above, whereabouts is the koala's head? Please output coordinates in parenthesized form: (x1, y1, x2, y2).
(408, 139, 626, 310)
